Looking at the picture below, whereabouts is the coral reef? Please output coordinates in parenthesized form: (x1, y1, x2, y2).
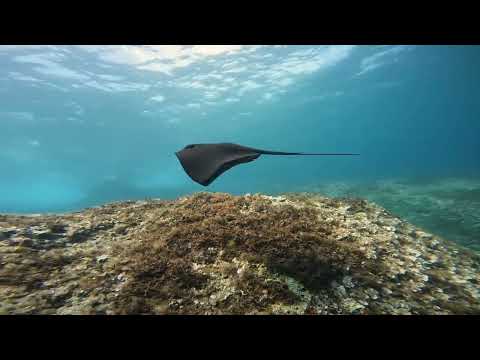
(1, 192, 479, 315)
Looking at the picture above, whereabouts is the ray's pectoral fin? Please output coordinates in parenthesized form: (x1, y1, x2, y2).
(201, 153, 261, 186)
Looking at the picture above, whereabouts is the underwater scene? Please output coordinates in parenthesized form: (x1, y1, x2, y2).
(0, 45, 479, 314)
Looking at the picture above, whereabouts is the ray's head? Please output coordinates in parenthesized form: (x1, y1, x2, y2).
(181, 144, 207, 152)
(176, 144, 201, 156)
(176, 143, 211, 161)
(179, 143, 237, 154)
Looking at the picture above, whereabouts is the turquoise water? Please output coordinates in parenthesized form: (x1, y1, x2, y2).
(1, 45, 479, 247)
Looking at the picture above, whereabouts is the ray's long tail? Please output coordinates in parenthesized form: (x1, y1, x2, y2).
(255, 149, 360, 156)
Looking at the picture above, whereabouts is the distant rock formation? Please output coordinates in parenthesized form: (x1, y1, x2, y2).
(1, 192, 479, 315)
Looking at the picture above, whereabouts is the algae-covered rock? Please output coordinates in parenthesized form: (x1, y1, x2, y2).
(0, 193, 479, 315)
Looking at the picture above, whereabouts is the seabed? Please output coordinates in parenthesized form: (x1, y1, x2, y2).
(1, 188, 479, 315)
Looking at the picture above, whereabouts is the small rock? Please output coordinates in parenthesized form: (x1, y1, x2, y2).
(0, 227, 18, 238)
(336, 285, 347, 297)
(342, 276, 354, 288)
(96, 255, 109, 263)
(11, 237, 33, 247)
(381, 287, 393, 296)
(114, 224, 128, 235)
(21, 259, 37, 266)
(31, 229, 54, 240)
(365, 288, 379, 300)
(52, 286, 72, 301)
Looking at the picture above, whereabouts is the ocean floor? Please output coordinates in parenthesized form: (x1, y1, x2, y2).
(297, 177, 480, 252)
(1, 192, 479, 315)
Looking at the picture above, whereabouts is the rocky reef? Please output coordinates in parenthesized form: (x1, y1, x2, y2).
(306, 177, 480, 252)
(1, 192, 479, 315)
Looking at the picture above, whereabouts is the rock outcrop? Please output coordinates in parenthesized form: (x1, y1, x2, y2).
(1, 192, 479, 315)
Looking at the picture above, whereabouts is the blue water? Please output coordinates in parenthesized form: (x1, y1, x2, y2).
(1, 45, 479, 221)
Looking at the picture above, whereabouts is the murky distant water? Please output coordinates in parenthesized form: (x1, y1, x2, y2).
(1, 45, 479, 249)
